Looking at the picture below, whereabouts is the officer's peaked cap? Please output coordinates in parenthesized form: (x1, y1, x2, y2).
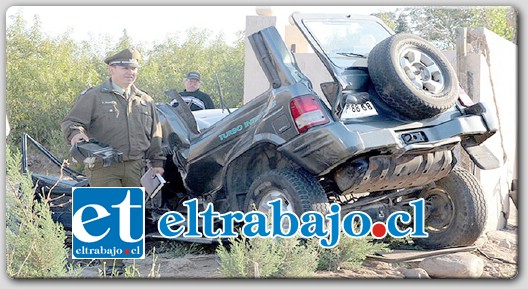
(104, 48, 141, 68)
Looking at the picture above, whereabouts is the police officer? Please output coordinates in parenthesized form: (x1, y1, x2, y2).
(166, 71, 215, 111)
(61, 47, 165, 276)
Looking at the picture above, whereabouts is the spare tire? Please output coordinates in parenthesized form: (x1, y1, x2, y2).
(368, 33, 459, 120)
(367, 84, 413, 122)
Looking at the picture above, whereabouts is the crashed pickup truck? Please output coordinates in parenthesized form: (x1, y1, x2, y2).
(34, 13, 499, 249)
(154, 12, 500, 248)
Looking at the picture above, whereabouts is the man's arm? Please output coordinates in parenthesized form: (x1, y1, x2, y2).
(144, 102, 166, 174)
(61, 92, 94, 145)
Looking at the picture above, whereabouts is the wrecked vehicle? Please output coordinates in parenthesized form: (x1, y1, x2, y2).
(32, 13, 499, 249)
(153, 13, 500, 249)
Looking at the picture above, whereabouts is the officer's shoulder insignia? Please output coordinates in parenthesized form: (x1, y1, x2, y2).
(136, 89, 147, 96)
(135, 90, 154, 101)
(80, 87, 93, 95)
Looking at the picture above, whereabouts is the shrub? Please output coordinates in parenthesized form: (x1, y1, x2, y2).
(5, 146, 70, 278)
(275, 237, 319, 278)
(216, 235, 319, 278)
(317, 230, 390, 271)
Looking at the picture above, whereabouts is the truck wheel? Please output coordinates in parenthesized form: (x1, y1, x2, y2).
(368, 33, 459, 120)
(245, 168, 329, 219)
(413, 167, 487, 248)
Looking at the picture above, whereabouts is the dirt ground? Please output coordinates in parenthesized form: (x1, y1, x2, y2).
(73, 199, 518, 279)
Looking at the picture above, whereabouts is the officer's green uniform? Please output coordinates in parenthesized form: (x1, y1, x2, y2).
(61, 48, 165, 275)
(61, 78, 165, 185)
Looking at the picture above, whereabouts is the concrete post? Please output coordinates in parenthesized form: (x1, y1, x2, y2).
(285, 24, 310, 53)
(456, 27, 468, 96)
(243, 14, 276, 104)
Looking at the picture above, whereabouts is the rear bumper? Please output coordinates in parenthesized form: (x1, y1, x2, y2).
(278, 102, 497, 175)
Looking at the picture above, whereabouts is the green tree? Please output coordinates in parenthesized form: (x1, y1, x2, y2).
(468, 7, 517, 43)
(374, 11, 398, 31)
(138, 28, 245, 108)
(373, 6, 517, 50)
(6, 11, 245, 159)
(6, 11, 103, 154)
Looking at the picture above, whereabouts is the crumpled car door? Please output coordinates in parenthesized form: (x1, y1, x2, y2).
(248, 26, 314, 93)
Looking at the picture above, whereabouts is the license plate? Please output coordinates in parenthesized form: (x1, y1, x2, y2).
(341, 101, 377, 118)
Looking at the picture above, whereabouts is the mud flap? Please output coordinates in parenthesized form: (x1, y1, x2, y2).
(463, 142, 501, 170)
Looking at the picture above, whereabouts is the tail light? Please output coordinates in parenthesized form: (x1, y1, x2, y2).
(458, 87, 474, 107)
(290, 95, 329, 133)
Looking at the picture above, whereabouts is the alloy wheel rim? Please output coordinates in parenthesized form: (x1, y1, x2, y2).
(400, 47, 445, 94)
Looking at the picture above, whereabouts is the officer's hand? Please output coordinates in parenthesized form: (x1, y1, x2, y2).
(151, 167, 164, 177)
(70, 133, 89, 146)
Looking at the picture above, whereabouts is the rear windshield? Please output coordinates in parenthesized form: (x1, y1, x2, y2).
(303, 18, 392, 68)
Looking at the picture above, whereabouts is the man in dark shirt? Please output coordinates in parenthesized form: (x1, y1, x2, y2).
(168, 71, 214, 111)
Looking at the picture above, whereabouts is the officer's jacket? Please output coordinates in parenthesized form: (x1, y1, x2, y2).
(61, 79, 165, 167)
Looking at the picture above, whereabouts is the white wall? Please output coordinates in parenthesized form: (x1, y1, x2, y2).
(446, 28, 517, 230)
(468, 28, 517, 230)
